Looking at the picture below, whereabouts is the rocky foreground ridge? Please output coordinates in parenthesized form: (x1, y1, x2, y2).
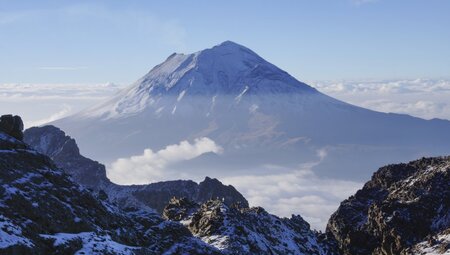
(1, 116, 331, 254)
(0, 115, 222, 254)
(327, 156, 450, 254)
(163, 197, 336, 254)
(1, 114, 449, 254)
(24, 125, 248, 213)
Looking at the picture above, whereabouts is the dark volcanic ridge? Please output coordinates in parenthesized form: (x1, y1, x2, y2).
(13, 114, 449, 254)
(1, 115, 339, 254)
(24, 125, 249, 213)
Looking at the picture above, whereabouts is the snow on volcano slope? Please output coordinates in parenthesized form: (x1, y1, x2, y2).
(52, 41, 450, 181)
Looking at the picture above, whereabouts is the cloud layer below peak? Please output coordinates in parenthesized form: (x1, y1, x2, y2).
(108, 137, 223, 185)
(311, 78, 450, 121)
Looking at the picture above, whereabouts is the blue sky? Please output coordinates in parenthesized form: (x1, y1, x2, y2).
(1, 0, 449, 84)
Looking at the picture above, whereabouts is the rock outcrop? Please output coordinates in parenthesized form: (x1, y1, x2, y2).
(164, 197, 337, 254)
(24, 125, 109, 188)
(13, 119, 450, 254)
(0, 114, 23, 140)
(0, 121, 220, 254)
(4, 117, 336, 254)
(24, 125, 249, 213)
(326, 157, 450, 255)
(405, 229, 450, 254)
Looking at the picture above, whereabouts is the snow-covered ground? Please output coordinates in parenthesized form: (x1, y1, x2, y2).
(411, 232, 450, 255)
(0, 215, 34, 249)
(40, 232, 138, 255)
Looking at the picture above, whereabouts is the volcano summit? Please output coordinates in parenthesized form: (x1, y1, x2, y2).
(53, 41, 450, 182)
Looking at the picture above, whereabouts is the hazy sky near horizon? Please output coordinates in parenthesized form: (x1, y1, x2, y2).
(1, 0, 450, 84)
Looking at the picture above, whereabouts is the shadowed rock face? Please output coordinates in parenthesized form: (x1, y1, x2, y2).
(163, 197, 338, 255)
(129, 177, 249, 213)
(0, 122, 221, 254)
(9, 119, 335, 254)
(24, 125, 109, 188)
(0, 115, 23, 141)
(20, 122, 450, 254)
(326, 157, 450, 255)
(24, 125, 249, 213)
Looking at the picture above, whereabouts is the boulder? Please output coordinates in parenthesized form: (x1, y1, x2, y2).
(0, 114, 24, 140)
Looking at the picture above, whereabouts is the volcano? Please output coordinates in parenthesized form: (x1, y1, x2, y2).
(53, 41, 450, 180)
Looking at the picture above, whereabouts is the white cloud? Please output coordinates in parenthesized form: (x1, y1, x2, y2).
(0, 83, 121, 101)
(359, 99, 446, 118)
(38, 66, 88, 71)
(222, 149, 363, 231)
(108, 138, 223, 185)
(0, 83, 121, 128)
(108, 145, 362, 231)
(26, 104, 72, 128)
(311, 78, 450, 120)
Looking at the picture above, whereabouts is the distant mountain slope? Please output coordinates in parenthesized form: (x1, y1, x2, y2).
(327, 157, 450, 254)
(24, 125, 248, 213)
(52, 41, 450, 181)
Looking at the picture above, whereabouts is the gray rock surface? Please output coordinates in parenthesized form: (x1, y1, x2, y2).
(164, 197, 338, 254)
(17, 119, 450, 254)
(0, 114, 23, 141)
(24, 125, 248, 213)
(326, 157, 450, 255)
(0, 123, 220, 254)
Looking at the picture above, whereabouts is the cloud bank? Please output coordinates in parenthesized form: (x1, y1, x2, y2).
(311, 78, 450, 121)
(108, 137, 223, 185)
(0, 83, 120, 101)
(0, 83, 121, 128)
(27, 104, 72, 128)
(3, 78, 449, 128)
(38, 66, 88, 71)
(223, 169, 362, 231)
(221, 149, 362, 231)
(108, 143, 362, 231)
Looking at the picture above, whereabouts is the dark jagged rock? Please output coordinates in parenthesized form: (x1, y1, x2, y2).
(326, 157, 450, 255)
(0, 115, 24, 141)
(164, 198, 338, 254)
(405, 228, 450, 254)
(163, 197, 199, 221)
(12, 120, 336, 254)
(24, 125, 249, 213)
(19, 121, 450, 254)
(0, 124, 220, 254)
(197, 177, 248, 208)
(128, 177, 249, 213)
(24, 125, 109, 187)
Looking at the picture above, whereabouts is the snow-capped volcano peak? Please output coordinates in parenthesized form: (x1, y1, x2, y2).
(138, 40, 316, 94)
(54, 41, 450, 183)
(58, 41, 348, 162)
(82, 41, 319, 119)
